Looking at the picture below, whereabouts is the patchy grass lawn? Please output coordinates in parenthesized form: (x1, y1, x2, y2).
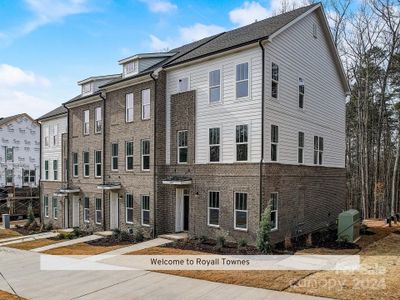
(0, 290, 26, 300)
(128, 220, 399, 299)
(42, 242, 127, 255)
(0, 229, 21, 240)
(4, 238, 62, 250)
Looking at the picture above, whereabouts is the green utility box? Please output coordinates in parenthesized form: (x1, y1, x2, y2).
(337, 209, 361, 242)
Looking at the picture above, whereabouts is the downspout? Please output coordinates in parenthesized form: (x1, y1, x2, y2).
(99, 93, 107, 232)
(39, 121, 42, 224)
(62, 103, 70, 227)
(150, 71, 158, 239)
(259, 39, 266, 221)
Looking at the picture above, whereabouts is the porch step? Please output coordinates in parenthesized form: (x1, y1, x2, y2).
(158, 232, 189, 241)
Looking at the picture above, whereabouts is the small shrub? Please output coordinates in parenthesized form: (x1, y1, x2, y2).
(45, 222, 53, 231)
(72, 227, 83, 237)
(237, 238, 248, 248)
(199, 235, 207, 244)
(26, 205, 35, 226)
(58, 232, 66, 240)
(256, 206, 272, 254)
(215, 230, 229, 249)
(134, 229, 144, 243)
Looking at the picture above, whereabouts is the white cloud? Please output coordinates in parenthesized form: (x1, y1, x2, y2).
(149, 23, 225, 51)
(229, 2, 270, 27)
(0, 64, 50, 88)
(139, 0, 177, 13)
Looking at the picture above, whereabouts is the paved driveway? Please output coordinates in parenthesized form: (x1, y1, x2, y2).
(0, 248, 329, 300)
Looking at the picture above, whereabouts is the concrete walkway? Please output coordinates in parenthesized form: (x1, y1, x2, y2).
(0, 231, 58, 246)
(0, 247, 329, 300)
(31, 234, 103, 252)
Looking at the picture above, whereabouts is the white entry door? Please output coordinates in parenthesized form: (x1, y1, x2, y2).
(72, 196, 80, 227)
(110, 192, 119, 230)
(64, 197, 69, 228)
(175, 189, 184, 232)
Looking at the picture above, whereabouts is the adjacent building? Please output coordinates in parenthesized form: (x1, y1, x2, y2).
(41, 3, 349, 243)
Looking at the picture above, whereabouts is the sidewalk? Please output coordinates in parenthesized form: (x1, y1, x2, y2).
(31, 234, 103, 252)
(0, 231, 58, 246)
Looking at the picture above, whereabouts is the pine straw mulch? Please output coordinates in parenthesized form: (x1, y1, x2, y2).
(4, 238, 62, 250)
(0, 290, 26, 300)
(0, 229, 21, 240)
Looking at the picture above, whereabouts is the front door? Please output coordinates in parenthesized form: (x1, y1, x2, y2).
(110, 192, 119, 230)
(175, 188, 189, 232)
(72, 196, 79, 227)
(64, 197, 69, 228)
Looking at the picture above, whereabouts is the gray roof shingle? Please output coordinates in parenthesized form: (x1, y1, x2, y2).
(0, 113, 35, 127)
(37, 105, 67, 120)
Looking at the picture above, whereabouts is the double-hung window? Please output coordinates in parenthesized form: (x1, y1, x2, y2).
(126, 194, 133, 224)
(53, 124, 58, 146)
(141, 140, 150, 171)
(236, 125, 248, 161)
(72, 153, 78, 177)
(270, 193, 278, 230)
(23, 170, 29, 185)
(5, 147, 13, 161)
(209, 70, 221, 103)
(30, 170, 35, 183)
(52, 197, 58, 220)
(271, 63, 279, 99)
(209, 128, 220, 162)
(141, 89, 150, 120)
(83, 110, 90, 135)
(177, 130, 188, 164)
(95, 107, 102, 133)
(141, 195, 150, 226)
(95, 198, 102, 224)
(126, 93, 134, 122)
(44, 196, 49, 217)
(298, 132, 304, 164)
(299, 78, 305, 108)
(5, 169, 13, 185)
(314, 136, 324, 165)
(95, 150, 102, 177)
(111, 143, 118, 171)
(234, 192, 248, 230)
(126, 141, 134, 170)
(44, 127, 50, 147)
(271, 125, 279, 161)
(83, 151, 89, 177)
(45, 160, 49, 180)
(208, 191, 220, 227)
(236, 63, 249, 98)
(53, 160, 58, 180)
(84, 197, 89, 223)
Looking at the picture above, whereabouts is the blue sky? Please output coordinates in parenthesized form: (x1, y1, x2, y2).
(0, 0, 315, 118)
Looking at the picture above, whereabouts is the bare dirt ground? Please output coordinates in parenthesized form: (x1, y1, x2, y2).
(42, 242, 127, 255)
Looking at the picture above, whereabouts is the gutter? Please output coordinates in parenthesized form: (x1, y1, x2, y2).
(150, 71, 158, 239)
(99, 92, 107, 232)
(258, 39, 266, 221)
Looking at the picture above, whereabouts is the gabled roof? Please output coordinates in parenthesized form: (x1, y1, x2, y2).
(0, 113, 36, 127)
(37, 105, 67, 121)
(77, 74, 121, 85)
(63, 91, 102, 106)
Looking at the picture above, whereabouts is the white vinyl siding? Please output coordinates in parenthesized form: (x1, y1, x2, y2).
(126, 93, 134, 122)
(178, 77, 189, 92)
(141, 89, 151, 120)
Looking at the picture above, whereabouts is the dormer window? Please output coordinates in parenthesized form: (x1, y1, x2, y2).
(124, 61, 137, 76)
(82, 83, 91, 94)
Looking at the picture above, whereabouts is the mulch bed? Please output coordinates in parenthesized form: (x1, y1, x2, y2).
(87, 236, 134, 247)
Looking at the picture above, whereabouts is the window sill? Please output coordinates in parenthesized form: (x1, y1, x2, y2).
(234, 227, 248, 232)
(271, 228, 278, 232)
(141, 224, 150, 227)
(126, 221, 134, 225)
(95, 222, 102, 225)
(84, 220, 90, 224)
(94, 132, 102, 135)
(208, 101, 223, 106)
(141, 169, 150, 172)
(141, 118, 151, 121)
(208, 224, 220, 228)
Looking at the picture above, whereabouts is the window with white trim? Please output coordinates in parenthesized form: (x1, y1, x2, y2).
(141, 89, 150, 120)
(82, 83, 91, 94)
(271, 63, 279, 99)
(95, 198, 102, 224)
(141, 195, 150, 226)
(83, 110, 90, 135)
(23, 169, 29, 185)
(53, 124, 58, 146)
(83, 151, 89, 177)
(30, 170, 35, 183)
(126, 93, 134, 122)
(111, 143, 118, 171)
(5, 169, 13, 185)
(53, 160, 58, 181)
(177, 130, 188, 164)
(271, 125, 279, 161)
(299, 78, 304, 108)
(45, 160, 49, 180)
(95, 107, 102, 133)
(209, 128, 220, 162)
(234, 192, 247, 230)
(298, 132, 304, 164)
(141, 140, 150, 171)
(73, 152, 78, 177)
(126, 194, 133, 224)
(178, 77, 189, 92)
(44, 126, 50, 146)
(52, 197, 58, 220)
(124, 61, 136, 75)
(44, 196, 49, 217)
(270, 192, 278, 230)
(126, 141, 134, 170)
(236, 63, 249, 98)
(209, 70, 221, 103)
(84, 197, 89, 223)
(236, 124, 248, 161)
(314, 136, 324, 165)
(95, 150, 102, 177)
(208, 191, 219, 227)
(5, 147, 13, 161)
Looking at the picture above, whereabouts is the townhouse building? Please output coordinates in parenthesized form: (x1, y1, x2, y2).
(42, 3, 348, 243)
(37, 106, 67, 228)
